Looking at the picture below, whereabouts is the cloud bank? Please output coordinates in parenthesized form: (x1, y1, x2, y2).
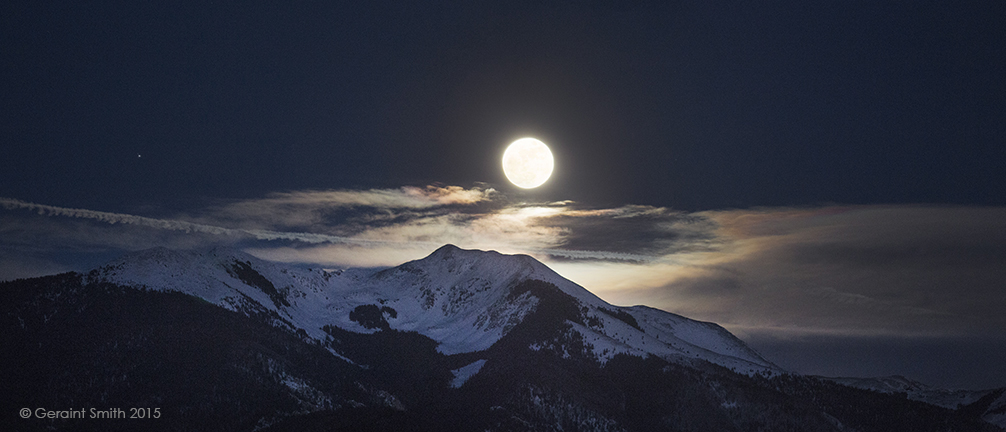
(3, 190, 1005, 355)
(0, 187, 664, 269)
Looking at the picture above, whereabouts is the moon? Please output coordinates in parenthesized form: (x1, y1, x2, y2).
(502, 138, 554, 189)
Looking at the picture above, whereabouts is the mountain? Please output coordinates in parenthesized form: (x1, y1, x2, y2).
(2, 245, 1002, 431)
(94, 244, 776, 375)
(819, 375, 1006, 428)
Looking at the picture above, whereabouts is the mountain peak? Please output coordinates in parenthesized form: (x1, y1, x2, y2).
(432, 243, 462, 254)
(421, 244, 542, 271)
(427, 243, 503, 261)
(427, 243, 470, 261)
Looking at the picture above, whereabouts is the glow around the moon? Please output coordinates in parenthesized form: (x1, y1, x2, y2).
(503, 138, 554, 188)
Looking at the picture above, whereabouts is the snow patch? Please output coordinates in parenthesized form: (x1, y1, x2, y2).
(450, 359, 487, 388)
(325, 347, 359, 366)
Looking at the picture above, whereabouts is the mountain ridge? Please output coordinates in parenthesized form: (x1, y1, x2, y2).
(89, 244, 778, 375)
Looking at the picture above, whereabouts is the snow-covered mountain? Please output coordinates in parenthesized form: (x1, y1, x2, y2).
(91, 244, 778, 377)
(6, 244, 1003, 431)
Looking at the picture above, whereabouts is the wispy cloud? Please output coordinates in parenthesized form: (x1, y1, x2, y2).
(4, 192, 1006, 342)
(0, 189, 665, 267)
(806, 286, 953, 317)
(0, 196, 360, 245)
(197, 186, 499, 230)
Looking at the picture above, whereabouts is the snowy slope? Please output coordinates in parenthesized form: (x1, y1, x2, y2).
(92, 246, 356, 340)
(91, 244, 780, 376)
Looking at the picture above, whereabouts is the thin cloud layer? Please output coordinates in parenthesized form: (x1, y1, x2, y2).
(572, 206, 1006, 341)
(0, 188, 666, 270)
(3, 191, 1005, 345)
(198, 186, 499, 230)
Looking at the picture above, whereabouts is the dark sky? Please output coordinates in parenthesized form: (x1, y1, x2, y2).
(3, 1, 1006, 389)
(4, 1, 1003, 211)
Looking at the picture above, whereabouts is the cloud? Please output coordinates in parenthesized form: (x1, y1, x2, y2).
(576, 206, 1006, 339)
(234, 185, 497, 210)
(197, 186, 499, 230)
(4, 193, 1005, 344)
(1, 195, 450, 248)
(1, 197, 247, 237)
(0, 189, 666, 272)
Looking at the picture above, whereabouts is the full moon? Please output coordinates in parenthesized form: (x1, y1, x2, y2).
(502, 138, 554, 189)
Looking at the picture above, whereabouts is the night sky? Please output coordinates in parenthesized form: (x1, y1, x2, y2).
(3, 1, 1005, 389)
